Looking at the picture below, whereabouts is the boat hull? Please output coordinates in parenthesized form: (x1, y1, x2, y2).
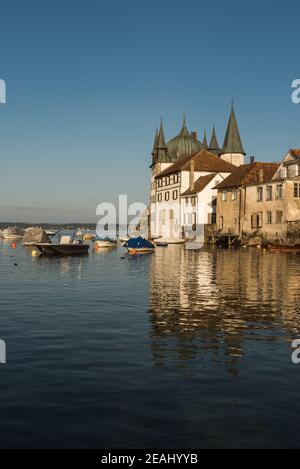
(127, 248, 155, 254)
(94, 240, 117, 248)
(267, 244, 300, 253)
(36, 243, 89, 257)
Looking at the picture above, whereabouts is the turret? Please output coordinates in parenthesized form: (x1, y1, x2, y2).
(219, 103, 245, 166)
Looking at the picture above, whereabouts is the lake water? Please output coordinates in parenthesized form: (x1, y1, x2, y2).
(0, 239, 300, 448)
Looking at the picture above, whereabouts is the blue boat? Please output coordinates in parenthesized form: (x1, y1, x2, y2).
(124, 237, 155, 254)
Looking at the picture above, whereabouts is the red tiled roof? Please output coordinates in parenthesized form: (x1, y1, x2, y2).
(214, 162, 279, 189)
(290, 149, 300, 159)
(181, 173, 217, 196)
(155, 150, 236, 178)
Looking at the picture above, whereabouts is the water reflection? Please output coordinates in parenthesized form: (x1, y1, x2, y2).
(148, 246, 300, 372)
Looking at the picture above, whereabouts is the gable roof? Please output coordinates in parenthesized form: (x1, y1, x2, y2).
(214, 162, 279, 189)
(181, 173, 217, 196)
(155, 150, 236, 178)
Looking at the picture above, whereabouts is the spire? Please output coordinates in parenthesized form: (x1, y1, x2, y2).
(179, 113, 190, 137)
(208, 126, 221, 155)
(156, 118, 170, 163)
(221, 103, 245, 155)
(151, 128, 159, 164)
(157, 118, 167, 148)
(203, 130, 208, 149)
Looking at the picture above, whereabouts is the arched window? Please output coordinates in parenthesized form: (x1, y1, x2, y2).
(173, 190, 178, 200)
(165, 191, 170, 201)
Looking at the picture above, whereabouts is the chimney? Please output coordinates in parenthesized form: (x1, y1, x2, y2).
(189, 160, 195, 191)
(250, 156, 255, 164)
(191, 131, 197, 140)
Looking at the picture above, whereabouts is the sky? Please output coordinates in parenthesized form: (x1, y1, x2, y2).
(0, 0, 300, 222)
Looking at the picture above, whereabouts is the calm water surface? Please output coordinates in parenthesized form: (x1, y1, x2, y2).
(0, 240, 300, 448)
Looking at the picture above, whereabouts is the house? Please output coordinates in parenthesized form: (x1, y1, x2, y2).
(214, 161, 279, 238)
(215, 149, 300, 243)
(149, 105, 246, 241)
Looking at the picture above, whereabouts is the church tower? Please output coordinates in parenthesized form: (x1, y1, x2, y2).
(219, 103, 245, 167)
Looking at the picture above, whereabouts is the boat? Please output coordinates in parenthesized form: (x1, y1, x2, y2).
(93, 236, 118, 248)
(2, 227, 26, 239)
(154, 238, 185, 245)
(124, 237, 155, 254)
(155, 241, 168, 247)
(35, 231, 89, 257)
(22, 227, 50, 246)
(83, 233, 95, 241)
(267, 243, 300, 253)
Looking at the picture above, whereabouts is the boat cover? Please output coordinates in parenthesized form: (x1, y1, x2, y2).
(22, 228, 50, 245)
(124, 237, 155, 249)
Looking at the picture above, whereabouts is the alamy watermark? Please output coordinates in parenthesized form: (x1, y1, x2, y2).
(0, 340, 6, 364)
(0, 79, 6, 104)
(291, 79, 300, 104)
(96, 195, 206, 249)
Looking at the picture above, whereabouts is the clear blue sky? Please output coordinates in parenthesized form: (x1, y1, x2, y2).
(0, 0, 300, 222)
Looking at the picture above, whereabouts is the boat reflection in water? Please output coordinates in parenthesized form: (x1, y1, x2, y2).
(148, 246, 300, 374)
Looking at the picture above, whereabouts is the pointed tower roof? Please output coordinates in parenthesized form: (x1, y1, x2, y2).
(221, 103, 245, 155)
(203, 130, 208, 149)
(152, 128, 158, 152)
(151, 128, 159, 165)
(167, 115, 204, 161)
(157, 118, 167, 149)
(208, 126, 221, 155)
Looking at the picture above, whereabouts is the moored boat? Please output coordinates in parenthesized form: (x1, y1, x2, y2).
(2, 227, 26, 239)
(124, 237, 155, 254)
(94, 236, 118, 248)
(267, 243, 300, 253)
(35, 230, 89, 257)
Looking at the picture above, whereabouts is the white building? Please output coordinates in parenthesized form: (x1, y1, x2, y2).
(149, 105, 246, 241)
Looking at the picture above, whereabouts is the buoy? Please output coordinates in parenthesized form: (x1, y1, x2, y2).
(11, 242, 17, 249)
(130, 249, 137, 256)
(31, 250, 39, 257)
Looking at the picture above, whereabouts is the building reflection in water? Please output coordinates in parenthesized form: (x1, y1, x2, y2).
(148, 246, 300, 373)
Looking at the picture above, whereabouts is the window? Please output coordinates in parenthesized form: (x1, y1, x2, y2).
(222, 191, 227, 201)
(219, 216, 224, 229)
(266, 186, 273, 201)
(157, 193, 162, 202)
(157, 179, 162, 188)
(166, 176, 170, 185)
(192, 213, 196, 225)
(172, 190, 178, 200)
(191, 197, 196, 206)
(251, 213, 262, 229)
(233, 217, 237, 224)
(276, 184, 283, 199)
(232, 189, 237, 201)
(185, 197, 189, 204)
(257, 186, 263, 201)
(266, 211, 272, 224)
(165, 191, 170, 201)
(174, 173, 178, 183)
(169, 175, 174, 184)
(276, 211, 283, 224)
(294, 183, 300, 198)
